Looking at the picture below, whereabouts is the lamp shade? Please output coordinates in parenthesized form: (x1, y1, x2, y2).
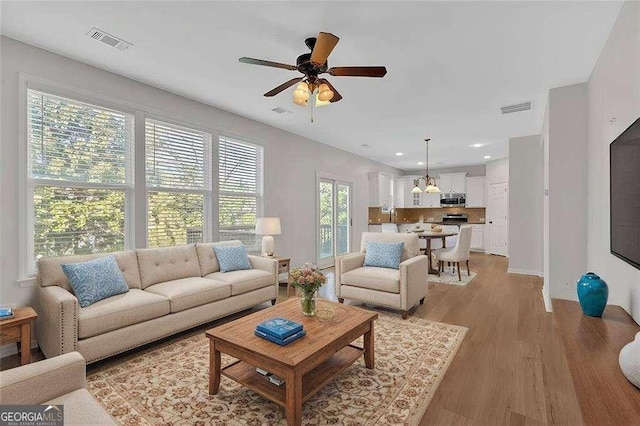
(411, 185, 422, 194)
(255, 217, 281, 235)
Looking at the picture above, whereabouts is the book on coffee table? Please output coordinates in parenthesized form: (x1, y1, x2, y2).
(254, 328, 306, 346)
(256, 317, 303, 340)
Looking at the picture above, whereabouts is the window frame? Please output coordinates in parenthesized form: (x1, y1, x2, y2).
(218, 134, 265, 251)
(21, 79, 137, 276)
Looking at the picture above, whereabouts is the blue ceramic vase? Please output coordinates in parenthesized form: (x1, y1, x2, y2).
(577, 272, 608, 317)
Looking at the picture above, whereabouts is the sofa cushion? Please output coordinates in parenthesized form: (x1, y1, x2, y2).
(195, 240, 244, 276)
(360, 232, 419, 262)
(38, 250, 141, 292)
(62, 256, 130, 308)
(78, 289, 170, 339)
(46, 389, 116, 425)
(205, 269, 273, 296)
(213, 244, 252, 272)
(341, 266, 401, 294)
(364, 241, 404, 270)
(136, 245, 201, 289)
(144, 277, 231, 313)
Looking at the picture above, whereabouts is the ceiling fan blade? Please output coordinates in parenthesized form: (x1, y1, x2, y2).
(327, 66, 387, 77)
(310, 32, 340, 65)
(263, 77, 304, 97)
(320, 79, 342, 103)
(239, 57, 297, 71)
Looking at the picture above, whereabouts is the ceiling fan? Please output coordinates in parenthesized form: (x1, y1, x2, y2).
(239, 32, 387, 107)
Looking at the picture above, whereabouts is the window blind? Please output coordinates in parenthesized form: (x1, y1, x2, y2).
(218, 136, 263, 250)
(28, 90, 132, 184)
(145, 119, 211, 247)
(27, 90, 133, 267)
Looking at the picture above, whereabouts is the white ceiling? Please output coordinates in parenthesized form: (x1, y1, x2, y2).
(0, 1, 622, 171)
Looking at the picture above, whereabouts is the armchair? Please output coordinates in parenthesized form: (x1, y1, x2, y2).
(0, 352, 115, 424)
(335, 232, 429, 319)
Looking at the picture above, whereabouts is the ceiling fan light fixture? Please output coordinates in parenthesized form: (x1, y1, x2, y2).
(293, 96, 307, 107)
(317, 83, 334, 102)
(315, 93, 330, 107)
(292, 82, 310, 101)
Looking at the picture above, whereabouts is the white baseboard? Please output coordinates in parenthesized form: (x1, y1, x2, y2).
(507, 268, 543, 277)
(1, 340, 38, 359)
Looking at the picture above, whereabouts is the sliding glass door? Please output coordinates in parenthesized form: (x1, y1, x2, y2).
(318, 178, 352, 268)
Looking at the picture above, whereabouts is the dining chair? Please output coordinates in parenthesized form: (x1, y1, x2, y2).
(434, 225, 472, 281)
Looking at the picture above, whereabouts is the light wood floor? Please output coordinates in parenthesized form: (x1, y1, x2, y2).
(1, 253, 584, 425)
(320, 253, 583, 425)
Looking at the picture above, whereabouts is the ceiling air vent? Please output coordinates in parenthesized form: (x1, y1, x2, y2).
(271, 107, 292, 115)
(86, 27, 133, 51)
(501, 102, 531, 114)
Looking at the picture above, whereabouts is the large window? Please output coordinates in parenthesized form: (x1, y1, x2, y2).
(218, 136, 263, 251)
(146, 119, 211, 247)
(27, 90, 133, 271)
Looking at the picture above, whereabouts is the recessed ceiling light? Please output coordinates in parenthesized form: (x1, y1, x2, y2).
(417, 161, 424, 165)
(471, 143, 484, 148)
(484, 155, 492, 159)
(395, 152, 403, 156)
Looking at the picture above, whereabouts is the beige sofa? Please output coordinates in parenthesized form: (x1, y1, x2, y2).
(37, 241, 277, 363)
(335, 232, 429, 319)
(0, 352, 115, 424)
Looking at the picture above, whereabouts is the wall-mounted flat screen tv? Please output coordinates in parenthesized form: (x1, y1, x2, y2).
(610, 116, 640, 270)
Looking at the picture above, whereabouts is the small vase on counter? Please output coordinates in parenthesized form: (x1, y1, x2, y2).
(619, 332, 640, 389)
(576, 272, 608, 317)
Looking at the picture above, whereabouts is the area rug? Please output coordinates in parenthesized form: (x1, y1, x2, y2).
(429, 270, 477, 286)
(87, 313, 467, 425)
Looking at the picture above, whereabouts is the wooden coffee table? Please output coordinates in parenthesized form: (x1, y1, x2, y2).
(206, 298, 377, 425)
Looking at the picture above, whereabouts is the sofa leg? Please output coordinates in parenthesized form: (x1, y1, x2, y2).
(271, 299, 277, 306)
(338, 298, 344, 304)
(401, 310, 408, 320)
(420, 297, 425, 305)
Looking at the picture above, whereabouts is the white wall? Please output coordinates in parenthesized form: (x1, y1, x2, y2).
(547, 83, 589, 301)
(0, 36, 400, 310)
(508, 135, 543, 277)
(586, 1, 640, 323)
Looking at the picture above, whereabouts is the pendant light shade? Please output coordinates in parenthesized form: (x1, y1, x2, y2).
(413, 138, 441, 193)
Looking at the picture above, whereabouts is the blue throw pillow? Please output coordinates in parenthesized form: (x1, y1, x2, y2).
(213, 244, 253, 273)
(61, 256, 129, 308)
(364, 241, 405, 270)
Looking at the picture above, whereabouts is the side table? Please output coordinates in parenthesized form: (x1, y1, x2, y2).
(0, 306, 38, 365)
(272, 256, 292, 297)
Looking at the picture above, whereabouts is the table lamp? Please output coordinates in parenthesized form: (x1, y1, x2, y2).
(255, 217, 281, 257)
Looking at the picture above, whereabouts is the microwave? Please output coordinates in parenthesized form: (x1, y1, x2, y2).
(440, 193, 466, 207)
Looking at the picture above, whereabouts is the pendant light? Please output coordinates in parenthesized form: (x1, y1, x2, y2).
(411, 138, 441, 193)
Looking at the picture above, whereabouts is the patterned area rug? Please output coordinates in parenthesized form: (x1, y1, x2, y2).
(429, 270, 477, 286)
(87, 313, 467, 425)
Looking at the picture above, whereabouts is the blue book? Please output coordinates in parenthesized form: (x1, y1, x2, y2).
(256, 317, 303, 340)
(254, 329, 306, 346)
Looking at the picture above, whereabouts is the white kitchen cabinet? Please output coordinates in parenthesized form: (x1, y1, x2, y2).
(368, 172, 394, 209)
(437, 173, 467, 193)
(471, 224, 485, 251)
(394, 178, 407, 208)
(465, 176, 486, 207)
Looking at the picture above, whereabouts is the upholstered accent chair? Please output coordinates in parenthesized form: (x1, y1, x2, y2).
(0, 352, 115, 424)
(335, 232, 429, 319)
(435, 225, 473, 281)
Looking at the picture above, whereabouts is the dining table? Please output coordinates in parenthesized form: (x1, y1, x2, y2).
(408, 229, 459, 274)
